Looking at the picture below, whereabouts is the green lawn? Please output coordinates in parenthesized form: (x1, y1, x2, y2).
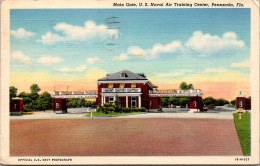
(84, 111, 143, 117)
(233, 112, 250, 156)
(226, 105, 235, 108)
(10, 112, 33, 116)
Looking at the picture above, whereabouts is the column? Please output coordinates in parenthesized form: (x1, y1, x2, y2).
(101, 96, 104, 105)
(126, 96, 128, 108)
(138, 96, 141, 108)
(114, 96, 116, 102)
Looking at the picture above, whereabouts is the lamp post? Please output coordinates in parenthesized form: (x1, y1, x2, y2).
(238, 109, 244, 120)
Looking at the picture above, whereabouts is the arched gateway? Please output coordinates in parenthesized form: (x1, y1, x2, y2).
(52, 70, 203, 113)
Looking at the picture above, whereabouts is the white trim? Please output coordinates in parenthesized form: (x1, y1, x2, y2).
(239, 101, 243, 107)
(101, 93, 141, 97)
(149, 93, 202, 97)
(98, 80, 148, 84)
(138, 96, 141, 108)
(147, 81, 153, 88)
(126, 96, 128, 108)
(189, 109, 200, 113)
(109, 97, 114, 103)
(52, 94, 98, 98)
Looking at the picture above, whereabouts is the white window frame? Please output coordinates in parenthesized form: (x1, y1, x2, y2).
(131, 96, 137, 108)
(239, 101, 243, 107)
(56, 103, 59, 108)
(109, 97, 114, 103)
(193, 101, 197, 107)
(121, 73, 126, 77)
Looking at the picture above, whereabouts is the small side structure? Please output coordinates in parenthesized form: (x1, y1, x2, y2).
(10, 97, 23, 114)
(236, 91, 251, 112)
(52, 98, 67, 113)
(189, 96, 203, 112)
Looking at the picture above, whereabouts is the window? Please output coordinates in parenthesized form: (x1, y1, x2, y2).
(239, 101, 243, 108)
(108, 83, 113, 88)
(109, 97, 114, 103)
(131, 97, 137, 108)
(56, 103, 59, 108)
(131, 83, 136, 88)
(193, 101, 196, 107)
(121, 72, 126, 77)
(14, 104, 17, 109)
(120, 83, 125, 88)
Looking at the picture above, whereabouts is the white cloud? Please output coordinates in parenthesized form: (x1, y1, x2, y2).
(56, 65, 87, 72)
(11, 28, 35, 39)
(11, 51, 32, 66)
(37, 56, 62, 65)
(205, 68, 228, 73)
(126, 41, 183, 59)
(185, 31, 245, 56)
(127, 46, 147, 57)
(231, 60, 250, 68)
(113, 53, 128, 61)
(87, 57, 103, 63)
(148, 41, 183, 59)
(37, 21, 119, 44)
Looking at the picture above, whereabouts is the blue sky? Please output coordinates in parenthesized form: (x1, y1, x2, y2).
(10, 9, 251, 99)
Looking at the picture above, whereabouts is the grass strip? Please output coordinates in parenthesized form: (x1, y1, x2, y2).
(233, 112, 250, 156)
(84, 111, 143, 117)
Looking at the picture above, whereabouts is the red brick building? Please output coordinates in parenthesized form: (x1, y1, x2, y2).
(236, 91, 251, 111)
(52, 98, 68, 113)
(10, 97, 23, 113)
(96, 70, 161, 110)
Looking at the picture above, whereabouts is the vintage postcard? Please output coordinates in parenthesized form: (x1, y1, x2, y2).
(0, 0, 259, 164)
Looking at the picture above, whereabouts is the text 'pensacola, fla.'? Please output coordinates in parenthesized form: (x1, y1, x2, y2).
(113, 3, 242, 7)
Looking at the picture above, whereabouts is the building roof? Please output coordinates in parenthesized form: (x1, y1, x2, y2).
(236, 91, 246, 97)
(98, 70, 148, 81)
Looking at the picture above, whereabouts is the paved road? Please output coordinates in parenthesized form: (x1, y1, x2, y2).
(10, 118, 242, 156)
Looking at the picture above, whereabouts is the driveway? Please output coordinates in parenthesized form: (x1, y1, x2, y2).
(10, 118, 242, 156)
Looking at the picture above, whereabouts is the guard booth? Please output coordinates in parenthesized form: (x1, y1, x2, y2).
(189, 96, 203, 112)
(52, 98, 67, 113)
(10, 97, 24, 114)
(236, 91, 251, 112)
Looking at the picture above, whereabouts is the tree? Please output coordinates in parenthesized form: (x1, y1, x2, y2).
(161, 97, 169, 107)
(187, 84, 194, 90)
(180, 82, 188, 90)
(215, 99, 229, 106)
(36, 92, 52, 111)
(77, 98, 86, 107)
(9, 86, 18, 100)
(179, 97, 189, 106)
(18, 92, 32, 104)
(169, 97, 179, 105)
(231, 99, 236, 106)
(30, 84, 41, 94)
(203, 97, 216, 105)
(180, 82, 194, 90)
(114, 95, 122, 112)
